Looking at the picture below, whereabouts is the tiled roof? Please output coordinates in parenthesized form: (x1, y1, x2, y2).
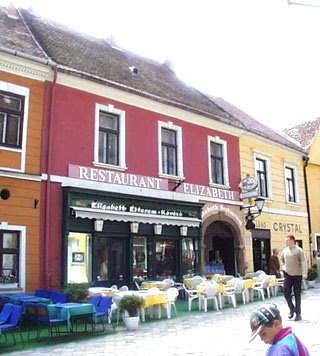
(10, 7, 245, 130)
(206, 96, 306, 153)
(0, 6, 48, 60)
(284, 118, 320, 151)
(0, 6, 307, 154)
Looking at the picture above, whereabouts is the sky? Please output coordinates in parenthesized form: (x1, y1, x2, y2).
(1, 0, 320, 131)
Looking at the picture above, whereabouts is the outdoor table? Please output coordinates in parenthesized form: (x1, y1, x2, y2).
(88, 287, 117, 297)
(3, 293, 52, 307)
(141, 281, 166, 290)
(117, 290, 168, 322)
(183, 277, 206, 289)
(48, 302, 96, 331)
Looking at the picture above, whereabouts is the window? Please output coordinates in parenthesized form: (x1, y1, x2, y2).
(99, 112, 119, 165)
(208, 136, 229, 187)
(285, 167, 296, 202)
(284, 164, 298, 203)
(0, 91, 24, 148)
(255, 158, 269, 197)
(0, 231, 19, 285)
(94, 104, 126, 169)
(158, 121, 184, 179)
(133, 236, 149, 282)
(315, 234, 320, 259)
(162, 128, 177, 176)
(67, 233, 92, 283)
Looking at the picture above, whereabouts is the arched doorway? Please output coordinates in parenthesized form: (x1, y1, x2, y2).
(204, 221, 237, 275)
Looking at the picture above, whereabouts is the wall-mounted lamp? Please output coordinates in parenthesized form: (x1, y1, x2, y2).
(130, 222, 139, 234)
(180, 226, 188, 236)
(94, 219, 104, 232)
(240, 197, 265, 230)
(154, 224, 162, 235)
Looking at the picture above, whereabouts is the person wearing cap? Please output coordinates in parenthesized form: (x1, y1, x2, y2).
(249, 303, 310, 356)
(281, 235, 308, 321)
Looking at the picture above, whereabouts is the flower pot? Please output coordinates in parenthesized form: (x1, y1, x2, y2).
(124, 316, 140, 330)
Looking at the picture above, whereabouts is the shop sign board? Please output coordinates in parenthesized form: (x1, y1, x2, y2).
(68, 164, 240, 202)
(239, 176, 258, 191)
(68, 164, 168, 190)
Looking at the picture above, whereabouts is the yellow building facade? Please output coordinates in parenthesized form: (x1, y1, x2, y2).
(239, 132, 311, 273)
(305, 129, 320, 262)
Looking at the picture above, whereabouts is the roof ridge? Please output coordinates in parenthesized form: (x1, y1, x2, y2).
(17, 7, 52, 62)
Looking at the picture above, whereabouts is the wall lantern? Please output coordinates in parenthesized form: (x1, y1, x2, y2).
(130, 222, 139, 234)
(180, 226, 188, 236)
(94, 219, 104, 232)
(154, 224, 162, 235)
(240, 197, 265, 230)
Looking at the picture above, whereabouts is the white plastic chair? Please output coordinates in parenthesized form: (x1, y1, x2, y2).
(162, 279, 175, 291)
(252, 273, 270, 301)
(187, 276, 204, 290)
(165, 287, 179, 318)
(110, 293, 122, 324)
(119, 285, 129, 291)
(220, 278, 238, 308)
(183, 283, 199, 311)
(198, 281, 219, 312)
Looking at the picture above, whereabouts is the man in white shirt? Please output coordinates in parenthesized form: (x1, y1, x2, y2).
(281, 235, 308, 322)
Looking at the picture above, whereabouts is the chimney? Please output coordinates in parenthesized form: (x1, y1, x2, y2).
(163, 58, 174, 71)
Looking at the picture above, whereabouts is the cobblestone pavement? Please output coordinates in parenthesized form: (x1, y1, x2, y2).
(5, 286, 320, 356)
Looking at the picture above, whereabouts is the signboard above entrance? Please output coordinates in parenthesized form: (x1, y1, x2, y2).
(68, 164, 168, 190)
(68, 164, 239, 202)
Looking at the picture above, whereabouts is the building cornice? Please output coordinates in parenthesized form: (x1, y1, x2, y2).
(0, 52, 53, 82)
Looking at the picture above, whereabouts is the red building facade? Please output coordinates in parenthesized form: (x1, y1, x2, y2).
(40, 81, 244, 289)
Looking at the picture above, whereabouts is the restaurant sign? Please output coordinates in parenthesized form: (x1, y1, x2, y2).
(68, 164, 168, 190)
(91, 201, 183, 217)
(68, 164, 239, 201)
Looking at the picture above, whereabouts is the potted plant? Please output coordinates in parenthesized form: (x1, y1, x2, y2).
(119, 295, 144, 330)
(307, 266, 318, 288)
(63, 282, 92, 302)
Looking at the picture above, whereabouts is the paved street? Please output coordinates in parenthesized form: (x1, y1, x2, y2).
(5, 285, 320, 356)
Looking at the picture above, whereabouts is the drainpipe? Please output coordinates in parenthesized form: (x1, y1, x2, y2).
(302, 155, 312, 265)
(44, 70, 57, 288)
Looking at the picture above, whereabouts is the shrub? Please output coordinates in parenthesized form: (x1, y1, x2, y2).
(63, 282, 93, 302)
(307, 267, 318, 281)
(119, 295, 144, 317)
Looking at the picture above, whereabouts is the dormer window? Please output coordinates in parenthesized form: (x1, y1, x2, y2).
(129, 66, 139, 74)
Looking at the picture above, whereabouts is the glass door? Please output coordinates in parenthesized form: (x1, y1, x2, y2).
(252, 238, 271, 273)
(97, 237, 127, 286)
(155, 239, 178, 280)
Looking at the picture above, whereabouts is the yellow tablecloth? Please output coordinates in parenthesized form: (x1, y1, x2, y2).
(268, 275, 277, 287)
(143, 293, 167, 308)
(141, 281, 166, 290)
(244, 279, 253, 289)
(196, 284, 225, 294)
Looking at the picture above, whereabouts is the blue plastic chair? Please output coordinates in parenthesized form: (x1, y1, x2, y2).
(25, 303, 39, 339)
(93, 296, 112, 331)
(89, 295, 101, 310)
(35, 303, 67, 339)
(35, 289, 51, 299)
(49, 291, 67, 304)
(0, 305, 24, 346)
(0, 303, 13, 325)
